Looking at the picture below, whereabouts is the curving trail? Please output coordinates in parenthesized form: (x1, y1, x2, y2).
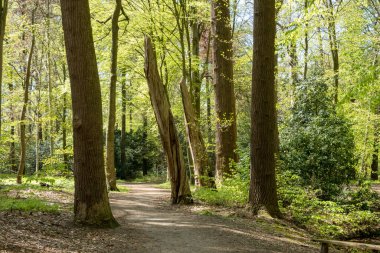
(109, 183, 318, 253)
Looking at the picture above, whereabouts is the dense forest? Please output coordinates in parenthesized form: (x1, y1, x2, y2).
(0, 0, 380, 252)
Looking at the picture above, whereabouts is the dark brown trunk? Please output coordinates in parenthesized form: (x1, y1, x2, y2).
(61, 0, 118, 227)
(106, 0, 121, 191)
(211, 0, 238, 181)
(142, 115, 148, 176)
(144, 36, 192, 204)
(17, 8, 36, 184)
(250, 0, 282, 218)
(191, 20, 201, 118)
(0, 0, 8, 136)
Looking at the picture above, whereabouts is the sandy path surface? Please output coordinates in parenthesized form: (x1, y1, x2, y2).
(109, 183, 318, 253)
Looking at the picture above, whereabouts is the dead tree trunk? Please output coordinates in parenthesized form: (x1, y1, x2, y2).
(61, 0, 118, 227)
(144, 36, 192, 204)
(106, 0, 121, 191)
(250, 0, 282, 218)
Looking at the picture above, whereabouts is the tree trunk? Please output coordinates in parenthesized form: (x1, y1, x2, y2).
(61, 0, 118, 227)
(249, 0, 282, 218)
(180, 79, 214, 187)
(326, 0, 339, 104)
(303, 0, 309, 80)
(144, 36, 192, 204)
(106, 0, 121, 191)
(17, 8, 36, 184)
(8, 82, 16, 172)
(46, 0, 54, 156)
(0, 0, 9, 137)
(120, 69, 127, 178)
(142, 114, 148, 176)
(211, 0, 238, 181)
(62, 64, 69, 169)
(371, 105, 380, 180)
(191, 20, 201, 118)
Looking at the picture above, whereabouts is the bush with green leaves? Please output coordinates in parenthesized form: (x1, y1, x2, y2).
(280, 75, 356, 198)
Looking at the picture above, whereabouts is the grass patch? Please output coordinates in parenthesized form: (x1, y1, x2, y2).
(0, 195, 59, 213)
(117, 184, 129, 192)
(129, 174, 167, 184)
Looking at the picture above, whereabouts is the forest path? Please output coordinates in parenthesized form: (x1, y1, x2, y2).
(109, 183, 318, 253)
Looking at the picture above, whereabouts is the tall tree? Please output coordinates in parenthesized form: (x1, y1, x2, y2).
(144, 36, 192, 204)
(17, 6, 36, 184)
(120, 69, 127, 178)
(106, 0, 122, 191)
(249, 0, 281, 218)
(211, 0, 238, 181)
(0, 0, 9, 136)
(61, 0, 118, 227)
(371, 105, 379, 180)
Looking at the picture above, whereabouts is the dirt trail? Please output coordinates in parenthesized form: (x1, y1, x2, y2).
(109, 183, 318, 253)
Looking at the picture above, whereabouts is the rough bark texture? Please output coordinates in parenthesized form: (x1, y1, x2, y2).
(0, 0, 8, 136)
(62, 65, 69, 169)
(211, 0, 238, 182)
(249, 0, 282, 218)
(371, 105, 380, 180)
(61, 0, 118, 227)
(144, 36, 192, 204)
(17, 9, 35, 184)
(106, 0, 121, 191)
(180, 79, 214, 187)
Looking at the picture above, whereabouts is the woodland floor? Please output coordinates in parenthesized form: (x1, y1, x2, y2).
(0, 182, 361, 253)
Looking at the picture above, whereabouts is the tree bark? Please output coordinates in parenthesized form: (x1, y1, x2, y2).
(211, 0, 238, 181)
(8, 82, 16, 172)
(106, 0, 121, 191)
(144, 36, 192, 204)
(326, 0, 339, 104)
(142, 114, 148, 176)
(191, 19, 201, 118)
(249, 0, 282, 218)
(0, 0, 9, 137)
(180, 79, 214, 187)
(304, 0, 309, 80)
(17, 8, 36, 184)
(120, 69, 127, 178)
(61, 0, 118, 227)
(371, 105, 380, 180)
(62, 64, 69, 169)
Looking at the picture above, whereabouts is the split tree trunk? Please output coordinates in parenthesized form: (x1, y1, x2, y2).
(106, 0, 121, 191)
(17, 8, 36, 184)
(249, 0, 282, 218)
(211, 0, 238, 181)
(180, 79, 214, 187)
(61, 0, 118, 227)
(144, 36, 192, 204)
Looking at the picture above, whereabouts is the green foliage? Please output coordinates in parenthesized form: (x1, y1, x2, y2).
(277, 171, 380, 239)
(0, 196, 59, 213)
(280, 76, 357, 198)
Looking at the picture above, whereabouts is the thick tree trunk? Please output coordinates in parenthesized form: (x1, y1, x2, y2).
(120, 69, 127, 178)
(106, 0, 121, 191)
(371, 106, 380, 180)
(61, 0, 118, 227)
(144, 36, 192, 204)
(211, 0, 238, 181)
(249, 0, 282, 218)
(0, 0, 9, 136)
(17, 9, 36, 184)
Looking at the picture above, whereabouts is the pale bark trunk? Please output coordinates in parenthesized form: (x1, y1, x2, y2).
(106, 0, 121, 191)
(61, 0, 118, 227)
(250, 0, 282, 218)
(211, 0, 238, 181)
(144, 36, 192, 204)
